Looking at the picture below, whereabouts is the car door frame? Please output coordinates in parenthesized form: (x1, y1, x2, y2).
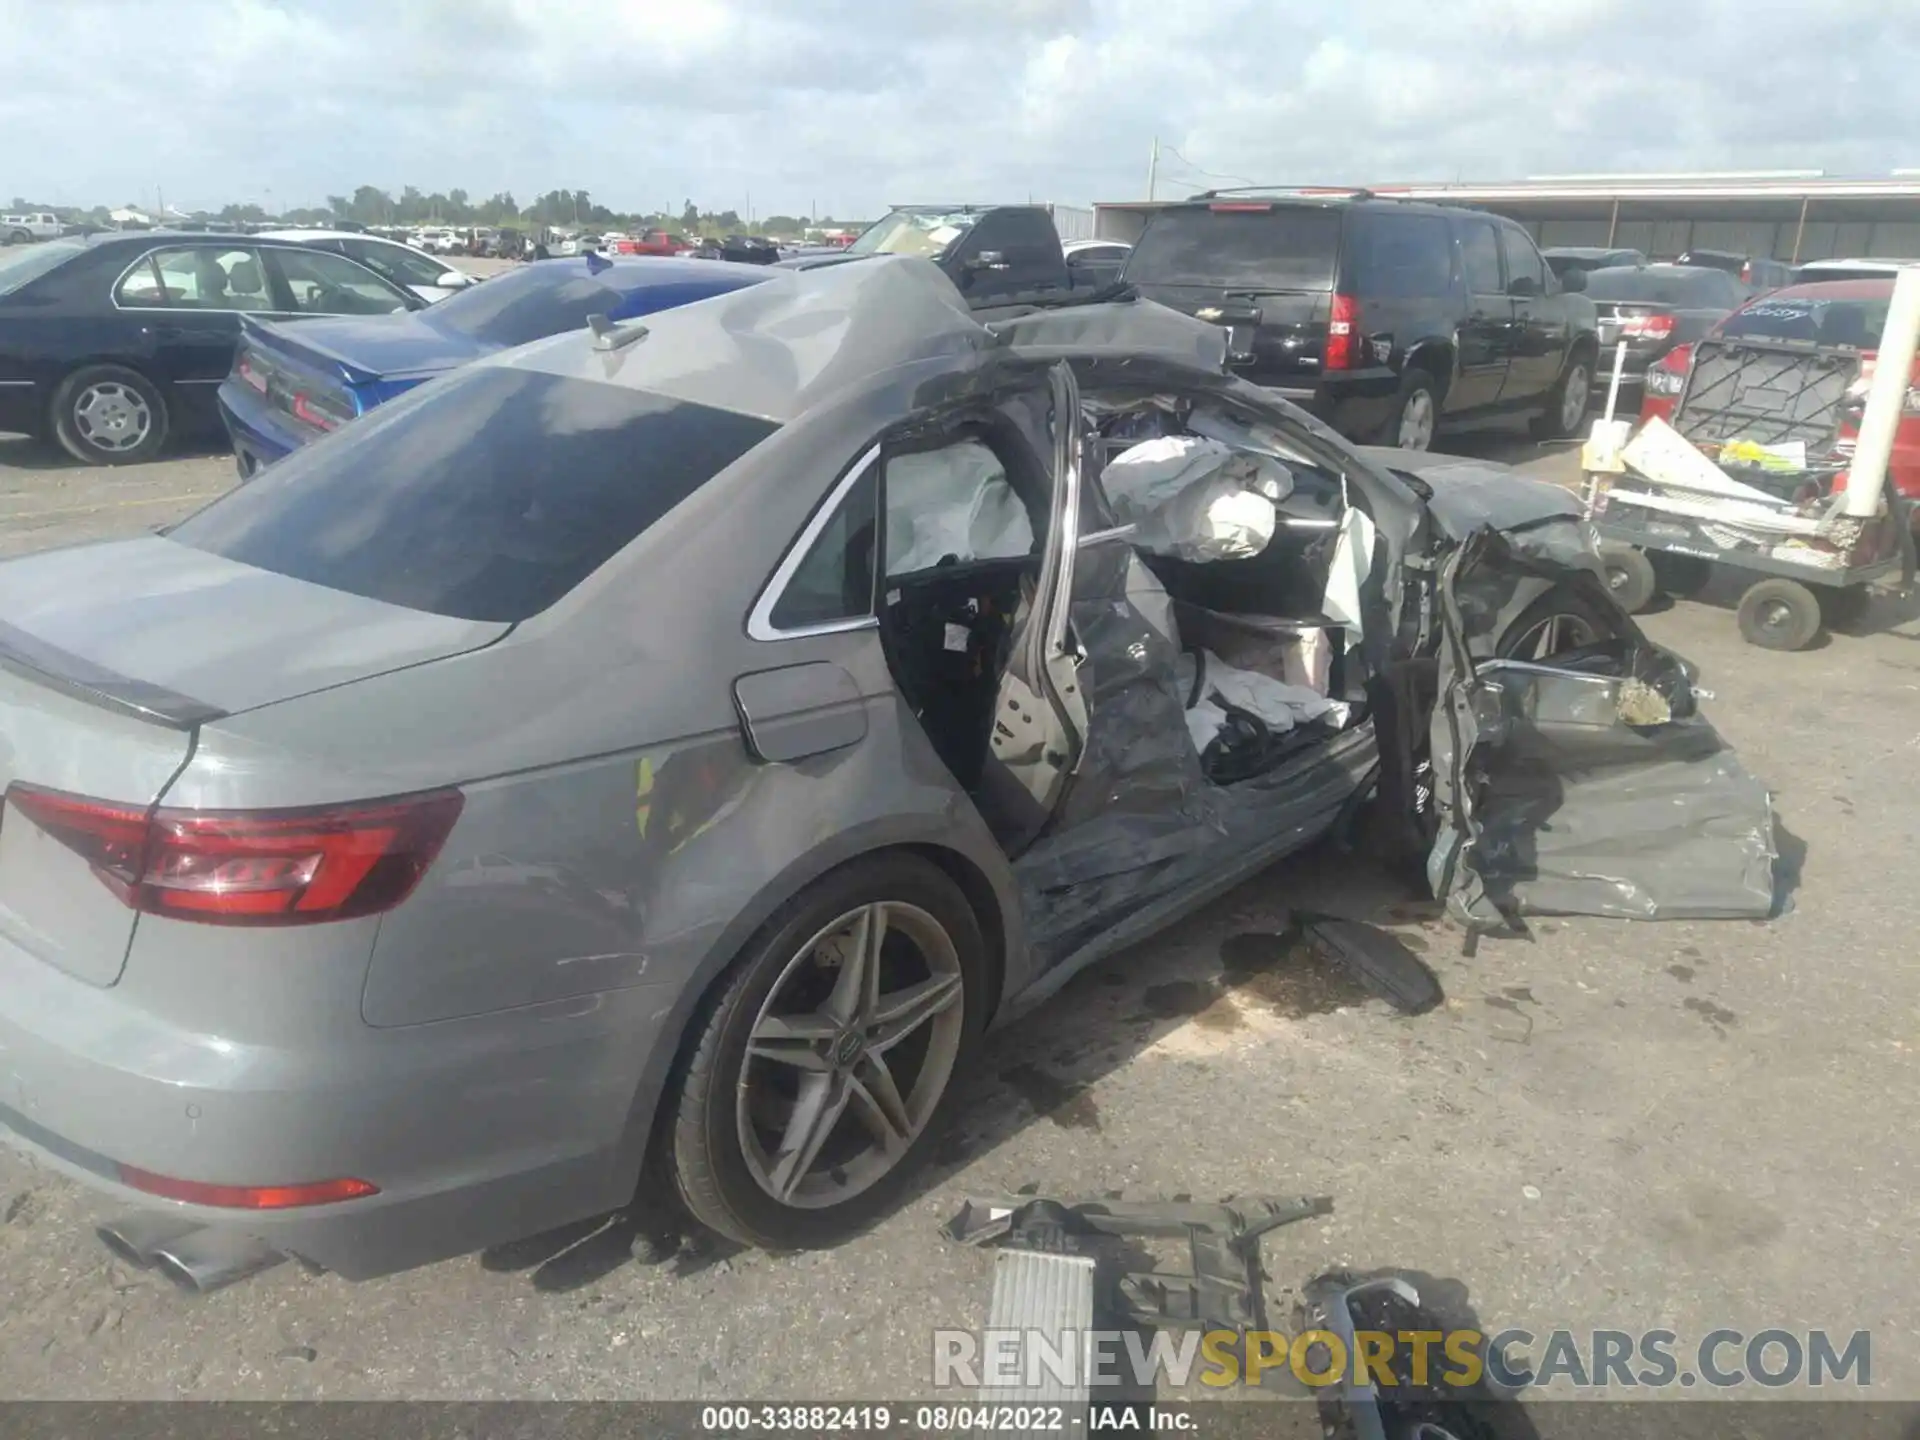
(108, 242, 283, 423)
(1450, 214, 1514, 416)
(1495, 220, 1565, 406)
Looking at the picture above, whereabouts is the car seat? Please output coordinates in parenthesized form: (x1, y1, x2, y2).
(225, 258, 266, 308)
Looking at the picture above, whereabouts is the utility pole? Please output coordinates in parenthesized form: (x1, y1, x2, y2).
(1147, 137, 1159, 202)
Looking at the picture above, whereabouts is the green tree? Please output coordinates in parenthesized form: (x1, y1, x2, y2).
(680, 200, 700, 232)
(350, 186, 392, 224)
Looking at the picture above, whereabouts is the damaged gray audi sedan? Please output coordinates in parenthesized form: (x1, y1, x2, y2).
(0, 258, 1778, 1282)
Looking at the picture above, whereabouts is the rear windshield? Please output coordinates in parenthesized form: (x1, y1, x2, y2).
(421, 261, 753, 348)
(168, 367, 778, 622)
(1584, 268, 1741, 308)
(1720, 294, 1889, 349)
(0, 240, 81, 297)
(1125, 207, 1342, 289)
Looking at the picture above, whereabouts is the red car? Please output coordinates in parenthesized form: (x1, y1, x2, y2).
(1643, 277, 1920, 511)
(611, 228, 688, 257)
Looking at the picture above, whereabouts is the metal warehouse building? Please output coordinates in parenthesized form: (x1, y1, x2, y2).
(1093, 172, 1920, 264)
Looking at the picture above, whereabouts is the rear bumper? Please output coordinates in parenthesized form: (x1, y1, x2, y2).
(1257, 368, 1401, 441)
(0, 930, 670, 1279)
(215, 381, 303, 475)
(0, 380, 42, 436)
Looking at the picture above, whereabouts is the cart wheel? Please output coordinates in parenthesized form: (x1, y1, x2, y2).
(1815, 585, 1871, 629)
(1600, 546, 1658, 614)
(1737, 578, 1823, 651)
(1650, 551, 1713, 598)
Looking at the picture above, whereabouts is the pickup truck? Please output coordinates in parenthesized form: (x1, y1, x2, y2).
(3, 213, 62, 245)
(612, 229, 689, 257)
(775, 204, 1124, 317)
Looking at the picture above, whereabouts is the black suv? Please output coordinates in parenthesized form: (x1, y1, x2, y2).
(1121, 191, 1600, 450)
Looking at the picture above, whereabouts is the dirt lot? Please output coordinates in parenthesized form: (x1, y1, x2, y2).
(0, 418, 1916, 1406)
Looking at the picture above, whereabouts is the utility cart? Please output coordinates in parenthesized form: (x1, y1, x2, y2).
(1581, 271, 1920, 650)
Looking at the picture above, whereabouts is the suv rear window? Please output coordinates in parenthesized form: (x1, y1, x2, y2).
(168, 366, 778, 622)
(1720, 295, 1889, 349)
(1125, 206, 1342, 289)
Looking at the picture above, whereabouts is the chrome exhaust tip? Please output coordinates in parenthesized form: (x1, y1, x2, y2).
(149, 1229, 286, 1294)
(97, 1213, 206, 1269)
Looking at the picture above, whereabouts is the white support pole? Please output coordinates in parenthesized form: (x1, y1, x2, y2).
(1845, 264, 1920, 517)
(1603, 341, 1628, 425)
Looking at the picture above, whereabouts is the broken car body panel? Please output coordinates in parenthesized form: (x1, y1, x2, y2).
(0, 257, 1777, 1281)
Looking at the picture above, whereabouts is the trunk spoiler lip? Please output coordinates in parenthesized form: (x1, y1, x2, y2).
(0, 618, 225, 730)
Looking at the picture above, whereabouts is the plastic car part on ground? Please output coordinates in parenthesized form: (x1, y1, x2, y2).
(945, 1191, 1334, 1336)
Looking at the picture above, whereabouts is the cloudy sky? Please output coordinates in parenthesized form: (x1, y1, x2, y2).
(3, 0, 1913, 218)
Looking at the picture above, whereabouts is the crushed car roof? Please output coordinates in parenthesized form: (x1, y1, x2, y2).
(496, 255, 1229, 423)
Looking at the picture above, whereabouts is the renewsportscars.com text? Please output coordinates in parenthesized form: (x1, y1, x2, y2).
(932, 1327, 1872, 1391)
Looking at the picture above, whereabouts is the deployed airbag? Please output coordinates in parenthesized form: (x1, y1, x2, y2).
(1101, 436, 1293, 562)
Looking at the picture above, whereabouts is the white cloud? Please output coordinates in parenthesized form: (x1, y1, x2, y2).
(1, 0, 1914, 217)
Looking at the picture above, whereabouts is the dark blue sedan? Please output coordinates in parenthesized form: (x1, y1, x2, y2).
(217, 256, 773, 473)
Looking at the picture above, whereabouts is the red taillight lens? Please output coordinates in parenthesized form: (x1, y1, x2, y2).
(236, 355, 268, 394)
(1620, 313, 1676, 340)
(1208, 202, 1273, 212)
(291, 392, 341, 431)
(118, 1165, 377, 1209)
(5, 784, 462, 926)
(1326, 293, 1359, 371)
(1645, 342, 1693, 398)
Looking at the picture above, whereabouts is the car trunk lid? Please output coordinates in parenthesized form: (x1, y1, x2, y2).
(0, 647, 199, 987)
(0, 536, 507, 986)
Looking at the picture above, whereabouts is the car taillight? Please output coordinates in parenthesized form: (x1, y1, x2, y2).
(291, 391, 351, 431)
(1620, 313, 1676, 340)
(235, 353, 268, 394)
(118, 1165, 378, 1209)
(1326, 293, 1360, 371)
(1645, 343, 1693, 397)
(5, 784, 462, 926)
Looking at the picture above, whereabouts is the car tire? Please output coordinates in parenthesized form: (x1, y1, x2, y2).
(1382, 370, 1440, 452)
(1737, 578, 1823, 651)
(1599, 546, 1658, 614)
(1532, 346, 1595, 439)
(6, 229, 30, 247)
(1494, 582, 1625, 660)
(50, 364, 169, 467)
(666, 852, 987, 1250)
(1650, 551, 1713, 598)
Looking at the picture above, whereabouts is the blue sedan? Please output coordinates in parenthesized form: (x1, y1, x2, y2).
(217, 255, 772, 473)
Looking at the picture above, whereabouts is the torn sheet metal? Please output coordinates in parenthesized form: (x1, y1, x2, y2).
(989, 298, 1231, 373)
(1427, 529, 1779, 927)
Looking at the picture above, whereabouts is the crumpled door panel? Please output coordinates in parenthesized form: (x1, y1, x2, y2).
(1428, 525, 1780, 928)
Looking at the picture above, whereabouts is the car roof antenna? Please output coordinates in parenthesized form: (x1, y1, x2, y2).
(587, 313, 649, 352)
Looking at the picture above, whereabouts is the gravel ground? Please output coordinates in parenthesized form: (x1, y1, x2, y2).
(0, 393, 1915, 1407)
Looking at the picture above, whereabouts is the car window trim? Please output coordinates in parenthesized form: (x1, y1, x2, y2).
(110, 244, 293, 316)
(747, 443, 883, 642)
(259, 243, 419, 315)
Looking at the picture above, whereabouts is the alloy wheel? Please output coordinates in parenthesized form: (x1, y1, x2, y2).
(1505, 608, 1603, 661)
(1398, 389, 1436, 450)
(736, 901, 965, 1209)
(72, 382, 152, 453)
(1560, 364, 1590, 430)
